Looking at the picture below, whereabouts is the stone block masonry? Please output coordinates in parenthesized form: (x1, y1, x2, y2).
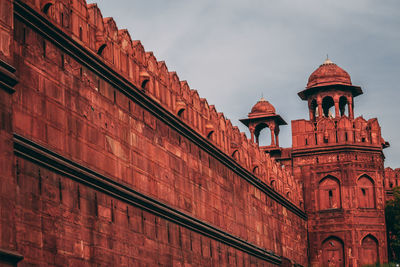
(0, 0, 308, 266)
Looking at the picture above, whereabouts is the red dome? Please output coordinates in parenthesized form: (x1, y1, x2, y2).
(307, 59, 352, 89)
(250, 97, 276, 116)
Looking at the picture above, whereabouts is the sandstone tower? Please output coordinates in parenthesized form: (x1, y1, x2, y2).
(0, 0, 396, 265)
(291, 58, 389, 266)
(241, 58, 391, 266)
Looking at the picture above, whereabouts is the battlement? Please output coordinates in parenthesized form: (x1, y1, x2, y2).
(292, 115, 388, 150)
(14, 0, 303, 207)
(384, 167, 400, 191)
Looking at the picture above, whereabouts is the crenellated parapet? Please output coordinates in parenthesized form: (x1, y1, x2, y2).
(15, 0, 303, 207)
(384, 167, 400, 200)
(292, 115, 389, 150)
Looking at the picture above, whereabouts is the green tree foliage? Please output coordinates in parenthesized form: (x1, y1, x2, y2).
(386, 187, 400, 262)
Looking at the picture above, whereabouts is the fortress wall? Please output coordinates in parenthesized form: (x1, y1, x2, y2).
(18, 0, 303, 204)
(0, 0, 308, 265)
(12, 156, 281, 266)
(384, 167, 400, 200)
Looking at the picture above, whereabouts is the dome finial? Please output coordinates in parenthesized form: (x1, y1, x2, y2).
(260, 93, 265, 101)
(323, 54, 333, 65)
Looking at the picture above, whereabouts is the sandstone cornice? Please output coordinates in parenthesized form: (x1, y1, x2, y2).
(292, 144, 384, 156)
(0, 59, 18, 94)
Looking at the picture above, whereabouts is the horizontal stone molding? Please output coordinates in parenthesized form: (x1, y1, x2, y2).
(0, 248, 24, 264)
(0, 59, 18, 94)
(13, 133, 282, 265)
(292, 144, 383, 157)
(13, 0, 307, 220)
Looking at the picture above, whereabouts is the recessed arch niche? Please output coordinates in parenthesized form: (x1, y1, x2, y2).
(319, 175, 341, 210)
(321, 236, 344, 267)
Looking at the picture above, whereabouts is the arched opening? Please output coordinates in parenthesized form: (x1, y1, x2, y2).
(360, 235, 379, 266)
(319, 176, 341, 210)
(270, 180, 276, 189)
(254, 122, 275, 147)
(322, 237, 344, 267)
(257, 125, 271, 146)
(177, 108, 185, 118)
(310, 99, 317, 119)
(322, 96, 335, 118)
(42, 2, 53, 15)
(339, 96, 348, 117)
(357, 175, 375, 208)
(232, 150, 239, 161)
(252, 166, 260, 175)
(97, 44, 107, 56)
(206, 130, 214, 140)
(141, 79, 149, 90)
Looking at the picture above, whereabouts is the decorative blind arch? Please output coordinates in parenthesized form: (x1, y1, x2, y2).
(357, 175, 375, 209)
(321, 236, 344, 266)
(360, 234, 379, 265)
(319, 175, 341, 210)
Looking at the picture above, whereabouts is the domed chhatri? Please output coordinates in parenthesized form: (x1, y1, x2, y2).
(249, 97, 276, 117)
(307, 58, 352, 89)
(240, 97, 286, 149)
(298, 58, 362, 101)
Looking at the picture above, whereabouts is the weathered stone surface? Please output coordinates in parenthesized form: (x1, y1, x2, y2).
(0, 0, 308, 266)
(288, 59, 389, 266)
(0, 1, 395, 267)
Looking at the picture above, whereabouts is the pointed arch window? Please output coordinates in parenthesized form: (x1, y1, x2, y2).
(322, 237, 344, 266)
(360, 235, 379, 265)
(357, 175, 375, 208)
(319, 176, 341, 210)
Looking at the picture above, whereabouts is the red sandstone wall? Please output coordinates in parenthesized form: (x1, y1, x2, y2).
(0, 0, 22, 265)
(8, 0, 305, 207)
(292, 116, 385, 149)
(384, 167, 400, 201)
(12, 157, 278, 266)
(291, 116, 388, 266)
(0, 0, 308, 266)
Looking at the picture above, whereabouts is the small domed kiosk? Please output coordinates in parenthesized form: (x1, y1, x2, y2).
(298, 58, 363, 120)
(240, 97, 287, 151)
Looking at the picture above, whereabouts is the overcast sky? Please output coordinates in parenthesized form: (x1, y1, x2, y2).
(88, 0, 400, 168)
